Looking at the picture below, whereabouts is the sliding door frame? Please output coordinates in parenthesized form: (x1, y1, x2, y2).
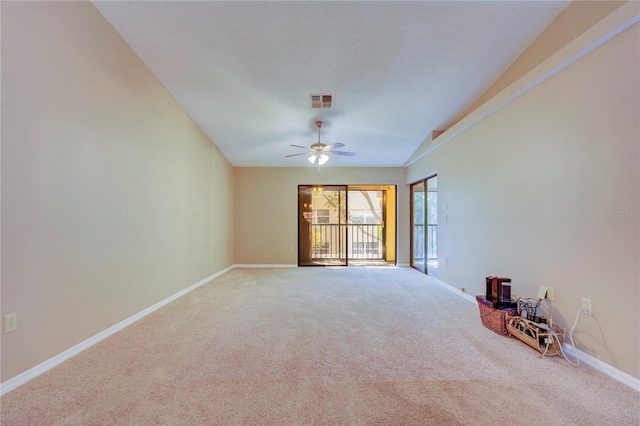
(410, 180, 425, 273)
(410, 174, 437, 274)
(298, 184, 397, 267)
(298, 184, 349, 267)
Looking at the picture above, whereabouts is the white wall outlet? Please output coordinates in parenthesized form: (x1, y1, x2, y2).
(546, 287, 554, 301)
(4, 313, 17, 334)
(444, 258, 448, 266)
(536, 286, 554, 301)
(289, 246, 294, 253)
(581, 298, 592, 315)
(196, 256, 200, 265)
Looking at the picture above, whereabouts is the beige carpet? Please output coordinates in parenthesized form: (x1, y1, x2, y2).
(1, 267, 638, 425)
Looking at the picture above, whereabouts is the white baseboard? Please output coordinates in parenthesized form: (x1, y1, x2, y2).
(398, 263, 411, 267)
(0, 265, 234, 396)
(233, 264, 298, 268)
(432, 276, 639, 392)
(562, 344, 640, 392)
(430, 276, 476, 304)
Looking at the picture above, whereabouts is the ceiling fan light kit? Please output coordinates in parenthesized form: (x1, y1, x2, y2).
(308, 153, 329, 165)
(285, 120, 355, 166)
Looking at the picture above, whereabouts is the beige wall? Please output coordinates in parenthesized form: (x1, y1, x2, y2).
(461, 1, 626, 121)
(1, 2, 234, 381)
(404, 2, 627, 168)
(234, 168, 409, 265)
(407, 22, 639, 379)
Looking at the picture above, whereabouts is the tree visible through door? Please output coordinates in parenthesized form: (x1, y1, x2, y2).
(298, 185, 394, 266)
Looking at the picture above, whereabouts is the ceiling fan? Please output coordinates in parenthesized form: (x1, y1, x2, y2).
(285, 120, 356, 165)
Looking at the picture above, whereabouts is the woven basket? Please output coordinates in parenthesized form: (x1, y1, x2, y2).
(477, 298, 515, 335)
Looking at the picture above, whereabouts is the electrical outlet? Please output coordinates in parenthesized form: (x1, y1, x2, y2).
(444, 258, 448, 266)
(4, 313, 17, 333)
(581, 298, 592, 315)
(546, 287, 554, 301)
(537, 286, 555, 301)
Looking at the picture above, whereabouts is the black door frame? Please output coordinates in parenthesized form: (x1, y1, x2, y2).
(298, 184, 397, 267)
(410, 174, 437, 274)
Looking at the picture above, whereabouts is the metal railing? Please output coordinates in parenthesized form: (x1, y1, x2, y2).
(311, 224, 383, 259)
(311, 224, 346, 259)
(413, 224, 438, 260)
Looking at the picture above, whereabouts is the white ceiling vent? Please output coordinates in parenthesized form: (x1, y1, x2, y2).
(311, 94, 332, 108)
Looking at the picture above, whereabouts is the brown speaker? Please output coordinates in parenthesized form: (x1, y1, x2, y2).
(486, 276, 511, 304)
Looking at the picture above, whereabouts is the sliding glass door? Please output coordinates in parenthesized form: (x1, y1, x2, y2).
(348, 189, 385, 260)
(426, 176, 438, 277)
(298, 185, 396, 266)
(411, 175, 438, 276)
(410, 181, 426, 273)
(298, 185, 348, 266)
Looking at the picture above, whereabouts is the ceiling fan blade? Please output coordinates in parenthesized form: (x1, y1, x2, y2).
(284, 152, 312, 158)
(289, 144, 310, 150)
(328, 151, 356, 157)
(323, 142, 345, 150)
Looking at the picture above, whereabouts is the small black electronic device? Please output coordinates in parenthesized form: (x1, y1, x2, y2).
(486, 276, 514, 308)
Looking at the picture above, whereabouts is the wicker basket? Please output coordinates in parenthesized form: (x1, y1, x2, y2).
(476, 296, 516, 335)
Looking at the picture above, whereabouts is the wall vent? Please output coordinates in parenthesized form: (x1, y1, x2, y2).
(311, 94, 332, 108)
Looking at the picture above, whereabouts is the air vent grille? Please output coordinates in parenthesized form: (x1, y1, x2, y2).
(311, 94, 332, 108)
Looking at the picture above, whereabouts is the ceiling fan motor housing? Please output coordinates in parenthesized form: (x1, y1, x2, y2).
(284, 118, 355, 161)
(311, 142, 326, 151)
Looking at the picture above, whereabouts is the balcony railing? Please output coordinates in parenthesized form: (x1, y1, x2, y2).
(413, 224, 438, 260)
(311, 223, 383, 259)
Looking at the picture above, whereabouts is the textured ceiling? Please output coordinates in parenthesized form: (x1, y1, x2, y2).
(93, 1, 568, 167)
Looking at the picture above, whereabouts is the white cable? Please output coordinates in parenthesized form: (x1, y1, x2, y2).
(554, 308, 582, 366)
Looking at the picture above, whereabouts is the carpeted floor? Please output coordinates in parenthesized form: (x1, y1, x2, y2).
(1, 267, 638, 425)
